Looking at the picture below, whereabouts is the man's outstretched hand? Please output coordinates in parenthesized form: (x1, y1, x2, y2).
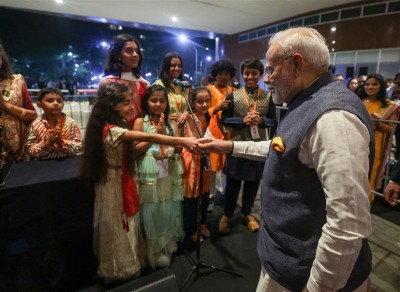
(198, 137, 233, 154)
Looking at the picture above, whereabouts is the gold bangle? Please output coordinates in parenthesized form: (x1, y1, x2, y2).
(377, 122, 386, 131)
(20, 107, 26, 118)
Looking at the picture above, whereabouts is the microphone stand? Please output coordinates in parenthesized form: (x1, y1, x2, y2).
(179, 86, 242, 291)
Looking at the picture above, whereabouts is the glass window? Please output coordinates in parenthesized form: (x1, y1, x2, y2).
(321, 11, 339, 22)
(290, 19, 303, 27)
(238, 34, 248, 43)
(379, 49, 400, 79)
(341, 7, 361, 19)
(363, 3, 386, 16)
(267, 26, 277, 35)
(249, 31, 257, 40)
(257, 29, 266, 38)
(388, 1, 400, 12)
(304, 15, 320, 26)
(356, 50, 379, 76)
(277, 23, 289, 32)
(334, 51, 356, 77)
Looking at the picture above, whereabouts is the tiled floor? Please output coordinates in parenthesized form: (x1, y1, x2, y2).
(369, 214, 400, 291)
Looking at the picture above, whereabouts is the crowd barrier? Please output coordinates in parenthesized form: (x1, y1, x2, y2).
(29, 89, 97, 133)
(370, 117, 400, 202)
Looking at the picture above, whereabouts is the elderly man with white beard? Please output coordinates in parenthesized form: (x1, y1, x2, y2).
(198, 26, 374, 292)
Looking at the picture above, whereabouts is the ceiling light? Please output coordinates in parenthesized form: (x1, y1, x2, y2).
(55, 0, 63, 3)
(178, 34, 188, 43)
(331, 27, 336, 32)
(172, 17, 178, 23)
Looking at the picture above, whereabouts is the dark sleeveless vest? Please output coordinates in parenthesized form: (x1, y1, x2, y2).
(230, 88, 271, 142)
(258, 72, 374, 291)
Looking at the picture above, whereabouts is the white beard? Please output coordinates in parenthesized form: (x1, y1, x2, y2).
(272, 93, 285, 105)
(271, 70, 294, 105)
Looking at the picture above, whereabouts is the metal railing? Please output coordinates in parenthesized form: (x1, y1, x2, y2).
(29, 90, 97, 134)
(370, 117, 400, 203)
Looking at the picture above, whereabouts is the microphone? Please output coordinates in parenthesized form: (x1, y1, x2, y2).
(173, 78, 192, 88)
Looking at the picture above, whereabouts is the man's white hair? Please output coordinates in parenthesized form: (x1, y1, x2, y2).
(268, 27, 330, 72)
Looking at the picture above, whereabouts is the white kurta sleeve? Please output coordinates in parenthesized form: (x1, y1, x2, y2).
(299, 110, 372, 291)
(232, 140, 271, 161)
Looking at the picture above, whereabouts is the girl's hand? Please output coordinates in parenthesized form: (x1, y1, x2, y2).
(384, 181, 400, 206)
(371, 113, 381, 119)
(156, 113, 167, 134)
(169, 113, 179, 121)
(215, 100, 231, 113)
(176, 111, 189, 127)
(182, 137, 201, 153)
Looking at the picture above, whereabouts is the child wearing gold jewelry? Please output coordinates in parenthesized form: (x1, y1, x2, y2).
(181, 86, 212, 243)
(80, 82, 198, 282)
(133, 84, 184, 269)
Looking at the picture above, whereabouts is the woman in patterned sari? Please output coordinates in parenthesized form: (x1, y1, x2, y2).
(360, 73, 400, 202)
(0, 44, 37, 161)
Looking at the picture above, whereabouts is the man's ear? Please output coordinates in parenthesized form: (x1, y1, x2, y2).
(293, 54, 303, 76)
(294, 55, 301, 70)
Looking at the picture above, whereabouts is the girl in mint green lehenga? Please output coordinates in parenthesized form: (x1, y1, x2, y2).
(133, 85, 184, 269)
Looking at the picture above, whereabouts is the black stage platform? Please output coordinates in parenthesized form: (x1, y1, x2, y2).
(0, 156, 97, 291)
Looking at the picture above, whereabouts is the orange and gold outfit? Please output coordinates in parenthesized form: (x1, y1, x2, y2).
(363, 98, 399, 202)
(207, 84, 236, 171)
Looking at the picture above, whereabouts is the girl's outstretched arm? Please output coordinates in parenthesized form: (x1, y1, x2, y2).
(132, 118, 152, 157)
(122, 130, 202, 153)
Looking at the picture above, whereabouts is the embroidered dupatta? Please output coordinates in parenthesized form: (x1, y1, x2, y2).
(103, 124, 139, 230)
